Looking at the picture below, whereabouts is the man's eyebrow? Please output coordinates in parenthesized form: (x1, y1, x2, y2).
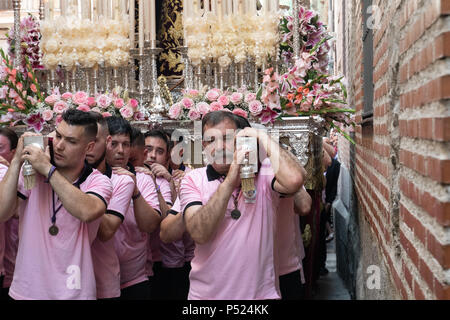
(55, 130, 78, 141)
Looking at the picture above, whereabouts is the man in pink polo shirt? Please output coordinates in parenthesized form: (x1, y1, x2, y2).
(86, 113, 135, 300)
(0, 109, 113, 300)
(275, 186, 312, 300)
(180, 111, 306, 300)
(105, 117, 162, 300)
(0, 128, 18, 300)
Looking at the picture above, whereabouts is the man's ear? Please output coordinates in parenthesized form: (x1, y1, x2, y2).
(106, 135, 112, 145)
(143, 147, 148, 159)
(86, 140, 95, 154)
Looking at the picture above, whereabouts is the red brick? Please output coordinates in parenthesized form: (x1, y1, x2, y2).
(418, 258, 435, 294)
(441, 0, 450, 14)
(414, 281, 426, 300)
(400, 230, 420, 268)
(403, 261, 413, 290)
(418, 118, 433, 140)
(434, 32, 450, 60)
(434, 279, 450, 300)
(427, 158, 450, 183)
(426, 230, 450, 269)
(433, 117, 450, 141)
(421, 191, 450, 226)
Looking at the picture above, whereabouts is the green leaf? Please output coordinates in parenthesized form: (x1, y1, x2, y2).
(256, 86, 263, 100)
(331, 122, 356, 145)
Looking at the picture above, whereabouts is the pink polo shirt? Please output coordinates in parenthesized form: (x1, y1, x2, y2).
(146, 177, 171, 274)
(92, 172, 134, 299)
(114, 172, 160, 289)
(3, 217, 19, 288)
(179, 160, 281, 300)
(9, 167, 113, 300)
(275, 196, 305, 282)
(0, 164, 7, 277)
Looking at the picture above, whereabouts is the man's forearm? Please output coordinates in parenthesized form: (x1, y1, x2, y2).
(50, 170, 106, 223)
(133, 194, 161, 233)
(157, 191, 171, 219)
(294, 188, 312, 216)
(185, 181, 234, 244)
(97, 214, 122, 241)
(0, 159, 22, 223)
(160, 213, 185, 243)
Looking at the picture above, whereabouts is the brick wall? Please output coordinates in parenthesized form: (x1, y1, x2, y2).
(334, 0, 449, 299)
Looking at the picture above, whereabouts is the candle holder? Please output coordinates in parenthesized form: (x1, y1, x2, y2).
(130, 47, 150, 111)
(292, 0, 300, 61)
(177, 45, 192, 89)
(13, 0, 22, 68)
(91, 66, 99, 95)
(112, 68, 120, 90)
(148, 45, 163, 98)
(239, 62, 245, 88)
(195, 65, 203, 90)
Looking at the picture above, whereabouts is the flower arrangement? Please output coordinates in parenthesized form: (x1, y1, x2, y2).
(279, 6, 331, 72)
(168, 87, 281, 124)
(0, 48, 45, 131)
(6, 14, 43, 72)
(40, 13, 130, 70)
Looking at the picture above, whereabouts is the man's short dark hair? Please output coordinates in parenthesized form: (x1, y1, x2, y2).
(131, 127, 145, 147)
(89, 112, 108, 131)
(105, 116, 132, 139)
(61, 109, 98, 141)
(0, 127, 18, 150)
(201, 111, 251, 133)
(144, 129, 170, 152)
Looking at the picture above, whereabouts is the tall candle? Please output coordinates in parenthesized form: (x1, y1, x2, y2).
(44, 0, 49, 19)
(150, 0, 156, 42)
(211, 0, 216, 15)
(138, 0, 144, 50)
(144, 0, 150, 40)
(226, 0, 232, 15)
(249, 0, 256, 14)
(217, 0, 222, 20)
(129, 0, 135, 48)
(238, 0, 243, 14)
(263, 0, 268, 13)
(49, 0, 54, 19)
(204, 0, 210, 13)
(113, 0, 119, 20)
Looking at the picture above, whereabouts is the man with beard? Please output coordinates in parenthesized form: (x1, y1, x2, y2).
(86, 113, 135, 300)
(0, 109, 113, 299)
(105, 117, 161, 300)
(180, 111, 306, 300)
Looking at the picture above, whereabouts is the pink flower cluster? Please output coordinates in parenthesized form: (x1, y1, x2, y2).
(168, 87, 279, 123)
(40, 88, 141, 125)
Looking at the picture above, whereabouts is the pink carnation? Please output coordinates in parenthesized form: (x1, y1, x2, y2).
(128, 99, 139, 109)
(187, 89, 199, 97)
(248, 100, 263, 115)
(188, 108, 201, 121)
(209, 102, 223, 112)
(244, 92, 257, 103)
(133, 111, 146, 121)
(168, 103, 182, 119)
(205, 89, 221, 102)
(53, 100, 68, 114)
(114, 98, 125, 109)
(96, 94, 112, 109)
(73, 91, 88, 105)
(42, 109, 54, 121)
(91, 107, 102, 114)
(232, 108, 248, 118)
(230, 92, 243, 105)
(61, 92, 73, 100)
(181, 97, 194, 109)
(76, 104, 91, 112)
(119, 106, 134, 119)
(55, 114, 63, 126)
(102, 112, 112, 118)
(196, 102, 210, 115)
(44, 94, 59, 106)
(218, 95, 230, 106)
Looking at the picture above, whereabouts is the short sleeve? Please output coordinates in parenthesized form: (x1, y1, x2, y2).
(259, 158, 279, 200)
(108, 174, 134, 221)
(84, 170, 113, 208)
(179, 171, 203, 215)
(137, 173, 160, 212)
(156, 177, 172, 205)
(168, 197, 181, 215)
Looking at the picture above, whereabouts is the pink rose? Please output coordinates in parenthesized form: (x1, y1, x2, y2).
(230, 92, 243, 105)
(188, 108, 201, 121)
(232, 108, 248, 118)
(244, 92, 257, 103)
(119, 106, 133, 119)
(133, 111, 146, 121)
(61, 92, 73, 100)
(91, 107, 102, 114)
(102, 112, 112, 118)
(87, 97, 96, 107)
(209, 102, 223, 112)
(181, 97, 194, 109)
(76, 104, 91, 112)
(248, 100, 263, 115)
(188, 89, 199, 97)
(42, 109, 54, 121)
(196, 102, 210, 115)
(73, 91, 88, 105)
(168, 103, 182, 119)
(44, 94, 59, 106)
(96, 94, 112, 109)
(128, 99, 139, 109)
(53, 100, 68, 114)
(217, 95, 229, 106)
(55, 114, 63, 126)
(205, 89, 221, 102)
(114, 98, 124, 109)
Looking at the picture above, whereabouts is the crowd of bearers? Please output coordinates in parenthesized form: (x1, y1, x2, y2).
(0, 109, 312, 300)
